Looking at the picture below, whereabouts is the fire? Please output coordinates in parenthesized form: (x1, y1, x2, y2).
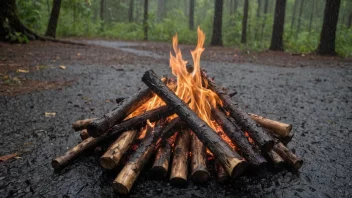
(127, 27, 234, 148)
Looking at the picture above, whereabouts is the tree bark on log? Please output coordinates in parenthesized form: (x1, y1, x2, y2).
(100, 130, 137, 170)
(112, 118, 179, 194)
(151, 138, 172, 179)
(170, 130, 191, 186)
(72, 118, 96, 131)
(142, 70, 247, 178)
(267, 149, 285, 167)
(87, 87, 155, 137)
(215, 160, 230, 183)
(212, 108, 267, 167)
(80, 129, 89, 140)
(248, 113, 292, 137)
(190, 133, 210, 184)
(273, 142, 303, 169)
(52, 106, 172, 170)
(201, 70, 274, 153)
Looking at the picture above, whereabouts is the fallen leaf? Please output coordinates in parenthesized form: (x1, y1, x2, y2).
(77, 53, 81, 56)
(0, 153, 18, 162)
(16, 69, 29, 73)
(59, 65, 66, 70)
(45, 112, 56, 117)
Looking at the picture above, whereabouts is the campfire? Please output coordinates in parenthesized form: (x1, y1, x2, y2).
(52, 27, 303, 194)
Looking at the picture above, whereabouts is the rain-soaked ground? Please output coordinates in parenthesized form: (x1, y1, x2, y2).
(0, 40, 352, 198)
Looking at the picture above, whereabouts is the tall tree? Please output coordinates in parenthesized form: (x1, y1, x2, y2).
(100, 0, 105, 30)
(261, 0, 269, 41)
(296, 0, 304, 38)
(211, 0, 224, 46)
(348, 12, 352, 28)
(46, 0, 62, 38)
(143, 0, 149, 40)
(189, 0, 195, 30)
(290, 0, 298, 31)
(129, 0, 134, 22)
(241, 0, 249, 44)
(317, 0, 341, 55)
(269, 0, 287, 51)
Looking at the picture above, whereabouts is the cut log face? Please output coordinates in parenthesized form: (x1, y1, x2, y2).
(212, 108, 267, 168)
(248, 113, 292, 137)
(79, 129, 89, 140)
(142, 70, 247, 178)
(87, 86, 154, 137)
(215, 160, 230, 183)
(72, 118, 96, 131)
(151, 140, 172, 179)
(201, 70, 274, 152)
(191, 133, 210, 184)
(100, 130, 137, 170)
(273, 142, 303, 169)
(170, 130, 191, 186)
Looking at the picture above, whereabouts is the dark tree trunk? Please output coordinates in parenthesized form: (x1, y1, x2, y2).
(129, 0, 134, 22)
(261, 0, 269, 41)
(0, 0, 40, 41)
(348, 12, 352, 28)
(241, 0, 249, 44)
(100, 0, 105, 30)
(309, 0, 315, 35)
(290, 0, 298, 31)
(189, 0, 195, 30)
(210, 0, 224, 46)
(317, 0, 341, 55)
(45, 0, 62, 38)
(143, 0, 149, 40)
(296, 0, 304, 38)
(269, 0, 287, 51)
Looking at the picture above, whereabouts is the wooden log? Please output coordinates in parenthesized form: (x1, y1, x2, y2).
(248, 113, 292, 137)
(190, 133, 210, 184)
(151, 139, 172, 179)
(72, 118, 96, 131)
(100, 130, 137, 170)
(201, 70, 274, 152)
(112, 118, 180, 194)
(170, 130, 191, 186)
(273, 142, 303, 169)
(280, 132, 294, 145)
(267, 149, 285, 167)
(212, 108, 267, 167)
(142, 70, 247, 178)
(52, 106, 172, 170)
(79, 129, 89, 140)
(215, 160, 230, 183)
(87, 86, 154, 137)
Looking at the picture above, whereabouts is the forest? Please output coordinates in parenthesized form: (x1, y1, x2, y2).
(1, 0, 352, 57)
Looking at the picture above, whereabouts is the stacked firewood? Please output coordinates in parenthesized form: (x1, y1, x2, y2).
(52, 69, 302, 195)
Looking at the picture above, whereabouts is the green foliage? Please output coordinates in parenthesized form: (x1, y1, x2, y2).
(6, 31, 29, 44)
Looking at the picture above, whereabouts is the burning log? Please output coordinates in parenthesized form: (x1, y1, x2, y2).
(280, 132, 294, 145)
(100, 130, 137, 170)
(52, 106, 172, 170)
(273, 142, 303, 169)
(79, 129, 89, 140)
(151, 139, 172, 179)
(170, 130, 191, 186)
(87, 86, 154, 137)
(190, 133, 210, 184)
(201, 71, 274, 152)
(248, 113, 292, 137)
(72, 118, 96, 131)
(267, 149, 285, 167)
(212, 108, 267, 167)
(142, 70, 247, 178)
(215, 160, 230, 183)
(113, 118, 179, 194)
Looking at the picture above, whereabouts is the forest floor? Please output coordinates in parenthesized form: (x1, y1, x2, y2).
(0, 40, 352, 197)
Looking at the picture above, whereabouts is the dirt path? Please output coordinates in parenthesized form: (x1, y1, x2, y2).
(0, 40, 351, 197)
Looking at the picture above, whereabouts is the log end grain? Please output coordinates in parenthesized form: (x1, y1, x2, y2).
(191, 169, 210, 184)
(170, 176, 188, 186)
(230, 160, 248, 178)
(150, 166, 168, 179)
(112, 182, 129, 195)
(99, 157, 117, 170)
(51, 158, 62, 170)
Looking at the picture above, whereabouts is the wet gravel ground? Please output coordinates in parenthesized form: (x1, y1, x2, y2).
(1, 41, 352, 198)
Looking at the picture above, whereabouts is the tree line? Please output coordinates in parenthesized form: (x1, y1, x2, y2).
(0, 0, 351, 56)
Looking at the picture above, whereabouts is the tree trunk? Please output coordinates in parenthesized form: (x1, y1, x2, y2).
(348, 12, 352, 28)
(261, 0, 269, 41)
(241, 0, 249, 44)
(210, 0, 224, 46)
(128, 0, 134, 22)
(296, 0, 304, 38)
(189, 0, 195, 30)
(143, 0, 149, 40)
(45, 0, 62, 38)
(269, 0, 287, 51)
(290, 0, 298, 32)
(308, 0, 315, 35)
(255, 0, 262, 40)
(317, 0, 341, 55)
